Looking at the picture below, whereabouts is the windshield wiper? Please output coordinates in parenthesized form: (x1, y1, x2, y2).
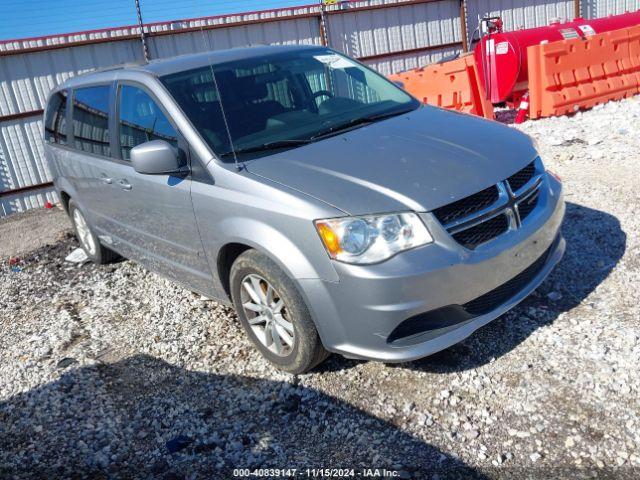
(310, 108, 415, 141)
(219, 139, 313, 158)
(218, 107, 416, 158)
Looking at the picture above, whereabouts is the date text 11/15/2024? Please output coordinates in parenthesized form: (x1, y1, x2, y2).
(233, 468, 404, 478)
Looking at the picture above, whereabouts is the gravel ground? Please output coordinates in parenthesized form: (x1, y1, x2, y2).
(0, 207, 69, 259)
(1, 97, 639, 479)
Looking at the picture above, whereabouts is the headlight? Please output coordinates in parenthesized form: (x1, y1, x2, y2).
(315, 212, 433, 264)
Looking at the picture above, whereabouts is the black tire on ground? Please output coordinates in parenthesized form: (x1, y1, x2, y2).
(68, 199, 119, 264)
(230, 249, 329, 374)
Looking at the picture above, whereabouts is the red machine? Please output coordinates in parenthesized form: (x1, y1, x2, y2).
(473, 11, 640, 104)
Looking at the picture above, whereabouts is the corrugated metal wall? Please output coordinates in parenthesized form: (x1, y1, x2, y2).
(361, 44, 461, 75)
(0, 116, 55, 215)
(0, 39, 145, 215)
(0, 41, 143, 116)
(582, 0, 640, 17)
(148, 18, 322, 58)
(0, 4, 323, 53)
(328, 0, 461, 74)
(465, 1, 576, 35)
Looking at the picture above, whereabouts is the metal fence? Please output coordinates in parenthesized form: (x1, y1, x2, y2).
(582, 0, 640, 17)
(1, 0, 638, 215)
(465, 1, 577, 33)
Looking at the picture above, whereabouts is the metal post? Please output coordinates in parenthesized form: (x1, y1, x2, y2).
(135, 0, 150, 62)
(574, 0, 581, 19)
(319, 0, 331, 47)
(459, 0, 469, 52)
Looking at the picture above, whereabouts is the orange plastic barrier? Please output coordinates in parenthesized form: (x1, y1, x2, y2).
(629, 25, 640, 87)
(388, 55, 494, 119)
(528, 26, 640, 119)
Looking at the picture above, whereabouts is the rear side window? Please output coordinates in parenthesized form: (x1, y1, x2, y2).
(72, 85, 111, 156)
(44, 90, 68, 145)
(118, 85, 178, 160)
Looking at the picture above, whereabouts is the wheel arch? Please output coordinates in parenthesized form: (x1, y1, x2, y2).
(217, 242, 253, 299)
(53, 177, 79, 214)
(59, 190, 71, 213)
(213, 218, 338, 301)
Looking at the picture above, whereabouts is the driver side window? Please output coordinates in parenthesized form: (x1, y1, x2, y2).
(333, 67, 382, 105)
(305, 69, 330, 108)
(118, 85, 179, 160)
(305, 64, 381, 107)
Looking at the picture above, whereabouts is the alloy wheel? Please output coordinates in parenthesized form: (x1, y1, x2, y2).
(240, 274, 294, 357)
(73, 209, 97, 256)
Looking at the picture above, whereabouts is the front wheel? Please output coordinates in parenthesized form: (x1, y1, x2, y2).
(230, 250, 329, 374)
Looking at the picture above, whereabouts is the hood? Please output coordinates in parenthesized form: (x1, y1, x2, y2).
(246, 106, 538, 215)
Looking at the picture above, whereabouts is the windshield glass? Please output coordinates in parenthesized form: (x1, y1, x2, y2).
(161, 48, 419, 160)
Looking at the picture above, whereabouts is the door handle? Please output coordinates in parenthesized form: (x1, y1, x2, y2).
(99, 174, 113, 184)
(117, 179, 132, 191)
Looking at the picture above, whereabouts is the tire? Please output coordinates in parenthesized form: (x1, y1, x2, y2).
(230, 249, 329, 374)
(68, 200, 119, 264)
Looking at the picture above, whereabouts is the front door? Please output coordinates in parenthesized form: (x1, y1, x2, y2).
(100, 83, 213, 295)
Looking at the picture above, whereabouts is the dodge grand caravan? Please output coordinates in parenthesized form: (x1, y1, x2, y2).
(43, 45, 565, 373)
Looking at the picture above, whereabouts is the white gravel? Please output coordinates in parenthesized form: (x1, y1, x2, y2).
(1, 97, 640, 479)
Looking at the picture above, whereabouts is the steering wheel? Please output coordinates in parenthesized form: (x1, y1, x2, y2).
(312, 90, 334, 101)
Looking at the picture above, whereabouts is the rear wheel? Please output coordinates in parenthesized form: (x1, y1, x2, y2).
(68, 200, 119, 264)
(230, 249, 329, 373)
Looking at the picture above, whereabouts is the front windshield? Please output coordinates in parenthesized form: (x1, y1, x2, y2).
(161, 48, 419, 160)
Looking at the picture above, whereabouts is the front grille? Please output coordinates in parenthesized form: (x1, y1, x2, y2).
(432, 159, 542, 250)
(507, 162, 536, 192)
(518, 190, 539, 222)
(462, 242, 553, 315)
(432, 185, 499, 225)
(452, 213, 509, 250)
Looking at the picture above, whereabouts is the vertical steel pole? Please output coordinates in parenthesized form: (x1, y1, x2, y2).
(459, 0, 469, 52)
(574, 0, 581, 19)
(319, 1, 330, 47)
(135, 0, 150, 62)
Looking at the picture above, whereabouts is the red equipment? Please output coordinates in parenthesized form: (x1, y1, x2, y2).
(514, 92, 529, 124)
(473, 11, 640, 104)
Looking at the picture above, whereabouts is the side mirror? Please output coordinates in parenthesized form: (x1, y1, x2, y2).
(131, 140, 183, 175)
(392, 80, 405, 90)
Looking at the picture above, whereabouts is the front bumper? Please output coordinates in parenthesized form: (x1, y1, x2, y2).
(298, 174, 565, 362)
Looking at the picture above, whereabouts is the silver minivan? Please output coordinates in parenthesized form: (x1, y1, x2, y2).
(44, 45, 565, 373)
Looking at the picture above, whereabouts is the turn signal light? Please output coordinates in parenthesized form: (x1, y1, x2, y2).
(316, 222, 342, 257)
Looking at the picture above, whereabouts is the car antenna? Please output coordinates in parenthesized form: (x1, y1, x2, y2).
(199, 27, 241, 171)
